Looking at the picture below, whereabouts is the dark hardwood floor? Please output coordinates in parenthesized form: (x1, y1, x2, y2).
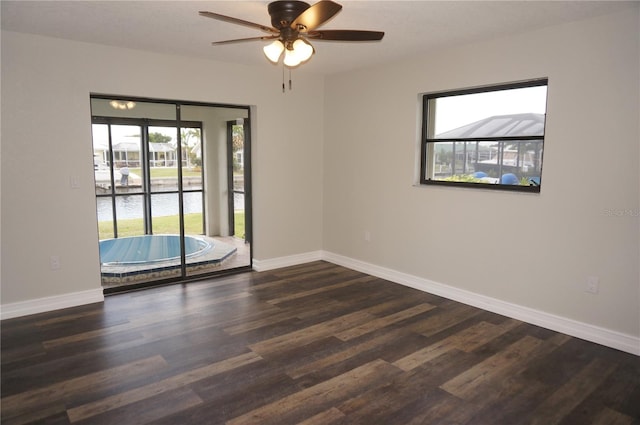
(2, 261, 639, 424)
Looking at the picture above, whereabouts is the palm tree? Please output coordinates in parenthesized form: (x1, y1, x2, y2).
(180, 128, 201, 168)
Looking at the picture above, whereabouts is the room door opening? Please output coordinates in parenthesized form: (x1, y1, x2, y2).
(90, 96, 252, 292)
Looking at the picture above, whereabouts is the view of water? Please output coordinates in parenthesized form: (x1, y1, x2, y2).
(96, 192, 244, 221)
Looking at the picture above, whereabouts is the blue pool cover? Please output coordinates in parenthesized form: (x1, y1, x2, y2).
(99, 235, 211, 265)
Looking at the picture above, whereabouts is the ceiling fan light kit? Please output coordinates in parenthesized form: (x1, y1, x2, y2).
(263, 40, 285, 62)
(200, 0, 384, 80)
(285, 39, 315, 66)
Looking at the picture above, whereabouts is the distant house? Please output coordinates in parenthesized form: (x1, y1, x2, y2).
(434, 113, 544, 178)
(93, 139, 181, 168)
(149, 142, 178, 167)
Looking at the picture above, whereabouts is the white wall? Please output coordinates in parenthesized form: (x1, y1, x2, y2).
(2, 7, 638, 353)
(323, 8, 640, 339)
(0, 31, 325, 306)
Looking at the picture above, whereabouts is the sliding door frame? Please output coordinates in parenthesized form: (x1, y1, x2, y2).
(91, 94, 253, 293)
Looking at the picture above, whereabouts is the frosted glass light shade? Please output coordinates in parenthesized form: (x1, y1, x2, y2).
(283, 39, 314, 67)
(263, 40, 284, 63)
(292, 39, 313, 62)
(283, 48, 301, 67)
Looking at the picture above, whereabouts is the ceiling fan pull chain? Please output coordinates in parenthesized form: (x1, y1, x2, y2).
(282, 63, 286, 93)
(289, 68, 293, 91)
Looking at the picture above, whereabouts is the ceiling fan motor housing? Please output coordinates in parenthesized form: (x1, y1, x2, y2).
(268, 1, 311, 29)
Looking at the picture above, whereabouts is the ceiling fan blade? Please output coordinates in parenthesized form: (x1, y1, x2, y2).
(211, 35, 279, 46)
(291, 0, 342, 31)
(307, 30, 385, 41)
(199, 11, 279, 35)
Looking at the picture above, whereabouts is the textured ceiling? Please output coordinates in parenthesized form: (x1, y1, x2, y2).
(1, 1, 635, 75)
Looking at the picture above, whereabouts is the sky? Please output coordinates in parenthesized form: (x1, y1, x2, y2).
(434, 85, 548, 134)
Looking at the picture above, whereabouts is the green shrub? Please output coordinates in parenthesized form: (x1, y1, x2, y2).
(442, 174, 485, 183)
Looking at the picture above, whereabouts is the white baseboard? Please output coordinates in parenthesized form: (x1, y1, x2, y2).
(321, 251, 640, 356)
(4, 253, 636, 355)
(1, 289, 105, 320)
(252, 250, 324, 272)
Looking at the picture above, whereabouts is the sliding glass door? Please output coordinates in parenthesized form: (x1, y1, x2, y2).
(91, 96, 251, 291)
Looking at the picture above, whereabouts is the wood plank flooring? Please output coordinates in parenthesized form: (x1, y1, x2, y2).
(2, 261, 639, 424)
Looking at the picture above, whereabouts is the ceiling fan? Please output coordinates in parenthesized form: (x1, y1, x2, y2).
(199, 0, 384, 68)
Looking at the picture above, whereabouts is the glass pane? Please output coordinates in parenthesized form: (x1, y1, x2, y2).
(183, 190, 208, 279)
(430, 85, 547, 138)
(181, 127, 203, 191)
(149, 126, 179, 192)
(96, 197, 114, 240)
(110, 124, 142, 194)
(232, 124, 245, 239)
(183, 192, 204, 235)
(180, 105, 251, 277)
(92, 123, 113, 195)
(90, 98, 176, 121)
(234, 193, 245, 239)
(151, 193, 180, 235)
(429, 140, 543, 186)
(115, 194, 145, 237)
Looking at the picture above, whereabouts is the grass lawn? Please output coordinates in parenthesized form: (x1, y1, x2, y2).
(234, 211, 245, 239)
(99, 212, 245, 240)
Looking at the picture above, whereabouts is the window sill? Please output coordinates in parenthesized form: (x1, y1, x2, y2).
(418, 179, 541, 193)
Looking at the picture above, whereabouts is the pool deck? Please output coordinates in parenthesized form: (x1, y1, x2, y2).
(101, 236, 237, 286)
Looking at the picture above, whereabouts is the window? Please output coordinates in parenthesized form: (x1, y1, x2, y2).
(420, 79, 548, 192)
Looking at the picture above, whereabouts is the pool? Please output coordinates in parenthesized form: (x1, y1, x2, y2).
(99, 234, 212, 265)
(98, 235, 238, 286)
